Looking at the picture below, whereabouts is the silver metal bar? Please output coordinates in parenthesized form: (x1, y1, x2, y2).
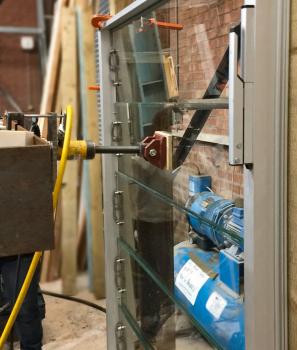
(179, 98, 229, 110)
(0, 26, 43, 35)
(241, 6, 255, 164)
(102, 0, 166, 30)
(99, 29, 120, 350)
(114, 98, 228, 110)
(244, 0, 289, 348)
(228, 31, 244, 165)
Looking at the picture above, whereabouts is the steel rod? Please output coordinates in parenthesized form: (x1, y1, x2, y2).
(95, 145, 140, 154)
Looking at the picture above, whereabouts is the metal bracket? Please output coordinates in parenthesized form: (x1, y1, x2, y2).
(229, 6, 255, 166)
(115, 322, 127, 350)
(229, 30, 244, 165)
(114, 257, 126, 292)
(112, 190, 124, 225)
(109, 49, 122, 87)
(241, 5, 255, 165)
(112, 121, 123, 142)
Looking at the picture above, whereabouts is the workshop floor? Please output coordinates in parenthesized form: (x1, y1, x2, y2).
(41, 275, 106, 350)
(7, 274, 212, 349)
(40, 274, 211, 350)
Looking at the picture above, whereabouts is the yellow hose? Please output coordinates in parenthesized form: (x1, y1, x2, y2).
(53, 105, 73, 209)
(0, 105, 73, 349)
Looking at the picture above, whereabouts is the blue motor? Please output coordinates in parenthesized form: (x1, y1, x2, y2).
(174, 180, 245, 350)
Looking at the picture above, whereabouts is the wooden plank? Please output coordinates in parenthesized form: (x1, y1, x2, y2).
(77, 3, 105, 298)
(39, 0, 67, 137)
(156, 131, 173, 170)
(60, 5, 79, 295)
(162, 54, 179, 100)
(110, 0, 133, 14)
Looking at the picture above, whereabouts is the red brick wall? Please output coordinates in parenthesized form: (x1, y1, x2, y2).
(158, 0, 244, 241)
(0, 0, 43, 113)
(157, 0, 244, 196)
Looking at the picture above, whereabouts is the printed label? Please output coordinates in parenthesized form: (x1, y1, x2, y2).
(206, 292, 227, 319)
(175, 259, 209, 305)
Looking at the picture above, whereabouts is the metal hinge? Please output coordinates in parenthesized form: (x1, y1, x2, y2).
(229, 5, 255, 166)
(115, 322, 127, 350)
(112, 190, 124, 225)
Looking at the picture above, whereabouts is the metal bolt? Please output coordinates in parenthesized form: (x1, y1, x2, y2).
(236, 143, 242, 149)
(149, 148, 157, 157)
(234, 158, 240, 164)
(118, 288, 126, 294)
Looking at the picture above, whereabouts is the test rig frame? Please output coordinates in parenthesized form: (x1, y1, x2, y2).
(97, 0, 290, 349)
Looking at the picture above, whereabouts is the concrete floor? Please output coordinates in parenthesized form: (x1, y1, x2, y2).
(40, 275, 213, 349)
(41, 276, 106, 350)
(4, 274, 214, 349)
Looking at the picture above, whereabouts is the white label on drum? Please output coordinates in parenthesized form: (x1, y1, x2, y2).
(206, 292, 227, 319)
(175, 259, 209, 305)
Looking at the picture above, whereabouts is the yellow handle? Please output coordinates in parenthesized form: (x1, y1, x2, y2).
(0, 105, 73, 349)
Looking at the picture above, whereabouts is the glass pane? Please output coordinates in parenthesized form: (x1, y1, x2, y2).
(119, 303, 155, 350)
(115, 177, 244, 350)
(110, 1, 245, 349)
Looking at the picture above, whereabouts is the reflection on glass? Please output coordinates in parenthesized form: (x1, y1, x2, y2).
(111, 0, 245, 349)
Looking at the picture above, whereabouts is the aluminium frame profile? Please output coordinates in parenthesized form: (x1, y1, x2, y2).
(99, 0, 289, 349)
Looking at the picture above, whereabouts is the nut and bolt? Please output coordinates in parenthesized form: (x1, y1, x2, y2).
(149, 148, 157, 157)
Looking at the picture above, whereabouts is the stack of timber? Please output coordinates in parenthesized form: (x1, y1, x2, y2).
(39, 0, 105, 299)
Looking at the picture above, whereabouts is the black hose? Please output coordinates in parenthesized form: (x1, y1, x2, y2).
(41, 290, 107, 314)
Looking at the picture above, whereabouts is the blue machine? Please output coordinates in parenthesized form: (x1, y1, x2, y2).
(174, 179, 245, 350)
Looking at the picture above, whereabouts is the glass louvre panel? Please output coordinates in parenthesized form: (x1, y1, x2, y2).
(115, 175, 244, 350)
(110, 1, 245, 349)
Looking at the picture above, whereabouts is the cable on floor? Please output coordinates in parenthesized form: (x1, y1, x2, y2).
(41, 290, 107, 314)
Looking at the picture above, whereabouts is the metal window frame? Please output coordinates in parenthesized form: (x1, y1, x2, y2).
(99, 0, 290, 349)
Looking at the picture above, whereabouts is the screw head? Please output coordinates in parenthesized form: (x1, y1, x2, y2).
(149, 148, 157, 157)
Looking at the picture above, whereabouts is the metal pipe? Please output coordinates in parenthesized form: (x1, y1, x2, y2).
(95, 145, 140, 154)
(179, 98, 229, 110)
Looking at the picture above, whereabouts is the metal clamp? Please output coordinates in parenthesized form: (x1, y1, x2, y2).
(112, 190, 124, 225)
(109, 49, 122, 86)
(109, 49, 120, 72)
(114, 257, 126, 291)
(112, 121, 123, 142)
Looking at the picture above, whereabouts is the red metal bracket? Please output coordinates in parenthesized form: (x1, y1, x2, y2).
(91, 14, 112, 29)
(141, 133, 167, 169)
